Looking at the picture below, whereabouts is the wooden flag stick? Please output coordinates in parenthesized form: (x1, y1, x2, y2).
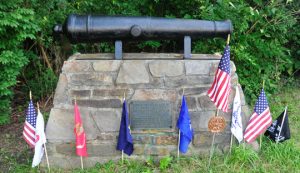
(37, 104, 50, 172)
(80, 156, 83, 169)
(208, 109, 219, 169)
(122, 150, 124, 163)
(43, 143, 50, 172)
(229, 133, 233, 154)
(177, 130, 181, 161)
(259, 80, 265, 149)
(277, 106, 288, 144)
(30, 90, 32, 100)
(259, 135, 262, 149)
(226, 34, 231, 45)
(208, 132, 216, 169)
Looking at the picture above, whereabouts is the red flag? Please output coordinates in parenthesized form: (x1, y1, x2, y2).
(74, 102, 88, 157)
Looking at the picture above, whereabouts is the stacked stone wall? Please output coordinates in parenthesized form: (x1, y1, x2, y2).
(45, 53, 250, 168)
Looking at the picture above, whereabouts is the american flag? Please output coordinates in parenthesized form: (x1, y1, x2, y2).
(23, 100, 37, 148)
(207, 45, 231, 112)
(244, 89, 272, 143)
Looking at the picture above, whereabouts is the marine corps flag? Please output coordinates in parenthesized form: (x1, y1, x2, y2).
(265, 107, 290, 143)
(74, 102, 88, 157)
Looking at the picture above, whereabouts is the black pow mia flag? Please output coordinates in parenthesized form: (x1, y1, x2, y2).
(265, 108, 290, 142)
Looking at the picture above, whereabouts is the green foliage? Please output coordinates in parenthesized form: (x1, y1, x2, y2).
(159, 156, 173, 170)
(226, 145, 259, 167)
(0, 0, 298, 124)
(0, 1, 39, 124)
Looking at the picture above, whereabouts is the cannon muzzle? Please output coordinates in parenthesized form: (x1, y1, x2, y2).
(54, 15, 233, 43)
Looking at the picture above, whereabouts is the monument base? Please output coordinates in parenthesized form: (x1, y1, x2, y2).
(44, 53, 251, 168)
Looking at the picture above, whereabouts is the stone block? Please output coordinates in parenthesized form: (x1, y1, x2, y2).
(209, 61, 219, 76)
(96, 133, 117, 141)
(230, 61, 236, 75)
(185, 96, 198, 110)
(149, 61, 184, 77)
(238, 85, 246, 106)
(219, 110, 233, 122)
(179, 86, 210, 96)
(62, 60, 91, 72)
(91, 110, 121, 132)
(185, 60, 214, 75)
(132, 135, 153, 144)
(46, 108, 100, 142)
(186, 76, 214, 85)
(209, 61, 236, 76)
(132, 89, 176, 101)
(93, 61, 121, 72)
(231, 73, 239, 86)
(56, 143, 119, 157)
(76, 99, 121, 108)
(144, 145, 176, 156)
(70, 90, 91, 99)
(155, 135, 177, 145)
(164, 76, 187, 88)
(53, 74, 68, 105)
(69, 73, 113, 86)
(193, 132, 231, 147)
(133, 144, 145, 155)
(116, 61, 150, 84)
(198, 95, 215, 110)
(190, 111, 215, 131)
(93, 89, 132, 97)
(242, 105, 251, 129)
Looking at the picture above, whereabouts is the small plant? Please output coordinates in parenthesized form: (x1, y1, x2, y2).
(226, 145, 259, 168)
(159, 156, 173, 171)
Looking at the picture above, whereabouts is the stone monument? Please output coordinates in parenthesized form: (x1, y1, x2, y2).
(45, 15, 251, 168)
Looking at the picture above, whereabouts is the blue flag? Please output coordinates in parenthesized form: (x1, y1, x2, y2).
(177, 96, 193, 153)
(117, 99, 134, 156)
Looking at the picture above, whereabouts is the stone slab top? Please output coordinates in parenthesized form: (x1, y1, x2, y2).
(69, 53, 222, 60)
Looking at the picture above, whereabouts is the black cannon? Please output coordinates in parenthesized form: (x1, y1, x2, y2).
(54, 15, 233, 59)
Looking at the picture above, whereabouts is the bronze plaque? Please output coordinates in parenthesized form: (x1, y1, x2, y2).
(208, 116, 226, 133)
(129, 101, 172, 129)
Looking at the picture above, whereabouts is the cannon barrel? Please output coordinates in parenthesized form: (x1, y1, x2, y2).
(54, 14, 233, 43)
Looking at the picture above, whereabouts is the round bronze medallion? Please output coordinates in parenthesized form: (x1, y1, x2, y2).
(208, 116, 226, 133)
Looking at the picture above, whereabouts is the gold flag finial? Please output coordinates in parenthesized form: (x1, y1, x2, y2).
(29, 91, 32, 100)
(226, 34, 230, 45)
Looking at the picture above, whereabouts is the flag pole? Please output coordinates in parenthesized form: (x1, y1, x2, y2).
(260, 80, 265, 149)
(43, 143, 50, 172)
(177, 130, 181, 161)
(276, 106, 288, 143)
(122, 92, 126, 163)
(80, 156, 83, 169)
(177, 88, 185, 162)
(37, 102, 50, 172)
(229, 133, 233, 154)
(208, 109, 219, 169)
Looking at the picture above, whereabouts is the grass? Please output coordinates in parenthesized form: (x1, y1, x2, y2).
(1, 85, 299, 173)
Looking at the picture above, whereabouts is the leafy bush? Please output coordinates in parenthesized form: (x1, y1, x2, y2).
(0, 0, 299, 124)
(0, 1, 39, 124)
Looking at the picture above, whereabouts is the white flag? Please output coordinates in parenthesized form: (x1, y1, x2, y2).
(32, 110, 47, 167)
(231, 86, 243, 143)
